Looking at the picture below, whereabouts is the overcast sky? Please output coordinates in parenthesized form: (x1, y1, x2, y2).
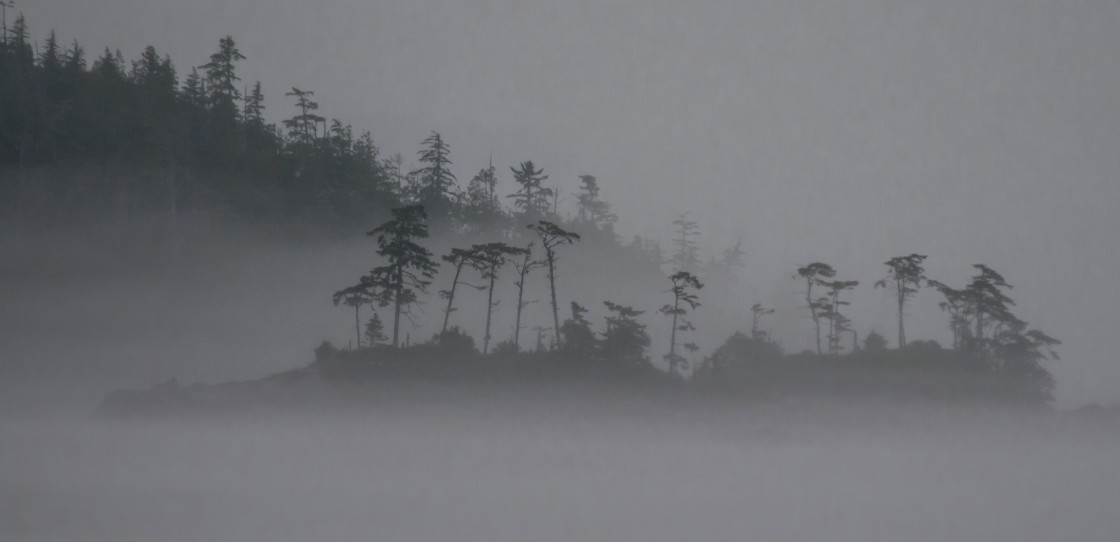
(17, 0, 1120, 406)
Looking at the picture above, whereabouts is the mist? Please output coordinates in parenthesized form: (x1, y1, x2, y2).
(4, 0, 1120, 540)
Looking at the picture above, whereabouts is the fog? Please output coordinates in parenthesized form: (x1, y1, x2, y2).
(5, 0, 1120, 539)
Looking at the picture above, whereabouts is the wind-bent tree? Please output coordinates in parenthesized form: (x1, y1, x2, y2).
(660, 271, 703, 376)
(874, 254, 928, 349)
(360, 205, 439, 347)
(928, 279, 972, 350)
(601, 301, 651, 369)
(750, 303, 775, 342)
(527, 221, 581, 350)
(963, 264, 1018, 346)
(332, 276, 373, 348)
(796, 262, 836, 354)
(668, 213, 701, 273)
(819, 279, 859, 354)
(471, 242, 528, 354)
(439, 247, 482, 334)
(508, 161, 553, 219)
(410, 131, 457, 217)
(511, 242, 545, 351)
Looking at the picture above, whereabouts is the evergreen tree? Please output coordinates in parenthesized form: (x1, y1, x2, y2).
(875, 254, 928, 348)
(283, 87, 324, 144)
(559, 301, 596, 360)
(352, 205, 440, 347)
(364, 312, 388, 346)
(819, 279, 859, 354)
(796, 262, 836, 354)
(668, 213, 701, 273)
(601, 301, 650, 368)
(660, 271, 703, 376)
(510, 242, 545, 351)
(575, 174, 617, 231)
(332, 277, 373, 348)
(750, 303, 775, 342)
(471, 242, 528, 354)
(439, 246, 482, 334)
(201, 35, 245, 116)
(410, 131, 457, 220)
(508, 160, 553, 219)
(527, 221, 581, 350)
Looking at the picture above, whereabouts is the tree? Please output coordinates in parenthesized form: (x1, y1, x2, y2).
(332, 277, 373, 348)
(668, 213, 701, 273)
(527, 221, 581, 350)
(364, 312, 388, 346)
(559, 301, 596, 360)
(507, 160, 553, 219)
(410, 131, 457, 218)
(601, 301, 651, 368)
(575, 174, 617, 231)
(471, 242, 528, 354)
(356, 205, 439, 347)
(510, 242, 545, 351)
(283, 87, 324, 144)
(819, 279, 859, 354)
(201, 35, 245, 116)
(243, 81, 265, 126)
(464, 161, 502, 231)
(750, 303, 775, 342)
(439, 246, 482, 334)
(863, 330, 888, 352)
(928, 279, 972, 350)
(874, 254, 928, 349)
(660, 271, 703, 376)
(796, 262, 836, 354)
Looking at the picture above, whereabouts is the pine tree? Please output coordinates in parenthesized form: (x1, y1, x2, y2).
(660, 271, 703, 376)
(527, 221, 581, 350)
(508, 160, 553, 219)
(874, 254, 928, 349)
(668, 213, 701, 273)
(796, 262, 836, 354)
(471, 242, 529, 354)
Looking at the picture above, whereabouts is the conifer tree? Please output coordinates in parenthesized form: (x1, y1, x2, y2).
(660, 271, 703, 375)
(527, 221, 581, 349)
(875, 254, 928, 349)
(796, 262, 836, 354)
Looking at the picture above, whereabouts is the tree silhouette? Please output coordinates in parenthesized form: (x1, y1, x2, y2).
(510, 242, 545, 351)
(332, 276, 373, 348)
(660, 271, 703, 376)
(364, 312, 388, 346)
(668, 213, 701, 273)
(560, 301, 596, 360)
(283, 87, 324, 144)
(819, 279, 859, 354)
(410, 131, 457, 219)
(471, 242, 528, 354)
(527, 221, 581, 350)
(796, 262, 836, 354)
(508, 160, 553, 219)
(439, 246, 482, 335)
(750, 303, 775, 342)
(575, 174, 617, 231)
(875, 254, 928, 349)
(360, 205, 439, 347)
(601, 301, 650, 368)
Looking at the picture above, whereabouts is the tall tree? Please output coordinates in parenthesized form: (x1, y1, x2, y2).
(668, 213, 701, 273)
(201, 35, 245, 115)
(796, 262, 836, 354)
(874, 254, 928, 349)
(410, 131, 457, 218)
(510, 242, 545, 351)
(332, 277, 373, 348)
(819, 279, 859, 354)
(464, 161, 502, 231)
(559, 301, 596, 360)
(356, 205, 439, 347)
(439, 246, 482, 334)
(660, 271, 703, 376)
(527, 221, 581, 350)
(283, 87, 324, 144)
(471, 242, 528, 354)
(507, 160, 553, 219)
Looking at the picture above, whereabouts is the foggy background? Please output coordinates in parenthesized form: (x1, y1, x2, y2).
(7, 0, 1120, 409)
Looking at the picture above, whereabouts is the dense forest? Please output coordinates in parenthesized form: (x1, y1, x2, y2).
(1, 17, 1061, 405)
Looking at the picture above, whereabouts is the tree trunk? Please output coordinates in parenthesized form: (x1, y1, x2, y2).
(392, 264, 402, 347)
(807, 278, 820, 354)
(514, 273, 526, 351)
(441, 260, 465, 334)
(897, 278, 906, 349)
(547, 251, 560, 350)
(669, 297, 679, 375)
(483, 271, 496, 354)
(354, 304, 361, 349)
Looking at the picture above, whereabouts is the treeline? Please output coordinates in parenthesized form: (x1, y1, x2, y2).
(329, 202, 1060, 404)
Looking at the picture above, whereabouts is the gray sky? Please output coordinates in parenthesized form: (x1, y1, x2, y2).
(18, 0, 1120, 406)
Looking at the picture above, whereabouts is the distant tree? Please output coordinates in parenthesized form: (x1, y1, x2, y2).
(201, 35, 245, 119)
(357, 205, 439, 347)
(875, 254, 928, 349)
(332, 276, 373, 348)
(927, 279, 972, 350)
(364, 312, 388, 346)
(510, 242, 545, 351)
(464, 161, 502, 231)
(243, 81, 265, 126)
(601, 301, 651, 368)
(527, 221, 581, 349)
(439, 246, 482, 334)
(575, 174, 617, 231)
(283, 87, 324, 144)
(471, 242, 528, 354)
(668, 213, 701, 273)
(819, 279, 859, 354)
(702, 238, 746, 286)
(660, 271, 703, 376)
(559, 301, 596, 360)
(180, 68, 206, 107)
(863, 330, 888, 352)
(796, 262, 836, 354)
(410, 131, 457, 219)
(507, 160, 553, 219)
(750, 303, 775, 342)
